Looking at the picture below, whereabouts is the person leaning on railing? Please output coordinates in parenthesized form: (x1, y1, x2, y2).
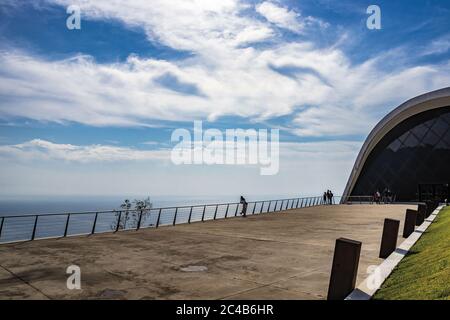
(240, 196, 248, 217)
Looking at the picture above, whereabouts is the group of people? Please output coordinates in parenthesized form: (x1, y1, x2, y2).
(322, 190, 334, 205)
(373, 188, 394, 204)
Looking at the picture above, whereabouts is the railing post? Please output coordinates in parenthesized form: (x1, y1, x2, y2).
(156, 208, 162, 228)
(0, 217, 4, 239)
(252, 202, 257, 214)
(188, 206, 194, 223)
(224, 204, 229, 218)
(136, 210, 143, 230)
(64, 214, 70, 237)
(92, 212, 98, 234)
(268, 201, 272, 212)
(213, 205, 218, 220)
(31, 215, 38, 241)
(285, 200, 289, 210)
(234, 204, 239, 217)
(261, 201, 265, 213)
(274, 200, 278, 211)
(202, 205, 207, 221)
(115, 211, 122, 232)
(173, 207, 178, 226)
(123, 211, 128, 230)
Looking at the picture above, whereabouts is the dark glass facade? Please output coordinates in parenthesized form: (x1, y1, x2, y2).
(351, 106, 450, 202)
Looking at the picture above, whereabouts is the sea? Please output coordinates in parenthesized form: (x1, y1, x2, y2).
(0, 194, 319, 243)
(0, 194, 305, 217)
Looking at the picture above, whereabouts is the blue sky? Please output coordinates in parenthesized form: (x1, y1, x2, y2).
(0, 0, 449, 199)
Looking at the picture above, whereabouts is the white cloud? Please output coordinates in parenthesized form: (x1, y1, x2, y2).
(255, 1, 329, 33)
(0, 139, 169, 163)
(0, 139, 361, 196)
(0, 0, 449, 138)
(256, 1, 304, 33)
(421, 35, 450, 56)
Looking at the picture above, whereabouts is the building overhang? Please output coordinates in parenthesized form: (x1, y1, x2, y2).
(342, 87, 450, 201)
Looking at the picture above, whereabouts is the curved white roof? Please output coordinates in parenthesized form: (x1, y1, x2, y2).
(342, 87, 450, 200)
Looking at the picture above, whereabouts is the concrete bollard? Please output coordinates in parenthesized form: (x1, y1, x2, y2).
(327, 238, 362, 300)
(403, 209, 417, 238)
(417, 204, 426, 226)
(379, 218, 400, 259)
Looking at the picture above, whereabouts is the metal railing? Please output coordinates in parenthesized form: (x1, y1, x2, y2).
(0, 195, 330, 244)
(341, 195, 397, 204)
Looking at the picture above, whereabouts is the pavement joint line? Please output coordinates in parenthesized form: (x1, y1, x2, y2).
(216, 268, 326, 300)
(217, 281, 312, 300)
(0, 263, 51, 300)
(216, 282, 276, 300)
(268, 283, 324, 299)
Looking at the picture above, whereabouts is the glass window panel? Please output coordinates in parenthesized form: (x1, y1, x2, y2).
(351, 107, 450, 201)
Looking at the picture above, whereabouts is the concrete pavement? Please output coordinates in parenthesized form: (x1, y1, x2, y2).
(0, 204, 415, 300)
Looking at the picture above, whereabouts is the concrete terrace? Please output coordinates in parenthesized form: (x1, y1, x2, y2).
(0, 204, 415, 300)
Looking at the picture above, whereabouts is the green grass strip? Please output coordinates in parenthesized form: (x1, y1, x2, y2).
(374, 206, 450, 300)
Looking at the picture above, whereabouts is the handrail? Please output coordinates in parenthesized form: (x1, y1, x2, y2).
(340, 194, 397, 204)
(0, 195, 332, 244)
(0, 196, 325, 218)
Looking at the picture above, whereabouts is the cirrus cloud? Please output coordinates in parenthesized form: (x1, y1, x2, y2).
(0, 0, 449, 138)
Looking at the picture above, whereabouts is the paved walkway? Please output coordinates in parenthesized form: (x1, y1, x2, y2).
(0, 204, 415, 300)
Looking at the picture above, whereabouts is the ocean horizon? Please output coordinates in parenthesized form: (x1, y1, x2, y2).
(0, 194, 313, 217)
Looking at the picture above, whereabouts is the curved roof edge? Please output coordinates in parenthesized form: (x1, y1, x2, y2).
(342, 87, 450, 201)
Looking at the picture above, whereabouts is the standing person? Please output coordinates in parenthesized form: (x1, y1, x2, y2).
(323, 192, 327, 205)
(374, 190, 381, 204)
(330, 190, 334, 204)
(240, 196, 248, 217)
(387, 188, 392, 204)
(326, 190, 331, 205)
